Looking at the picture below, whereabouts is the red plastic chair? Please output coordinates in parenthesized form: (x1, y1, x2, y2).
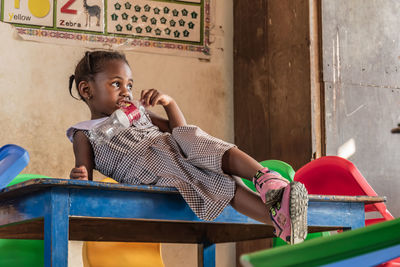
(294, 156, 398, 266)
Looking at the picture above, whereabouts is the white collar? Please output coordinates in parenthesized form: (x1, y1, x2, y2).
(66, 117, 108, 142)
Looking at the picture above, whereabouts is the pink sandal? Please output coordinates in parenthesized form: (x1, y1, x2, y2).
(253, 168, 308, 244)
(270, 182, 308, 244)
(253, 168, 289, 205)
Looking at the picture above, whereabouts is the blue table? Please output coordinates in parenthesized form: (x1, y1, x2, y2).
(0, 179, 384, 267)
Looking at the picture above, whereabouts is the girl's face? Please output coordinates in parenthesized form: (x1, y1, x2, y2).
(89, 59, 134, 118)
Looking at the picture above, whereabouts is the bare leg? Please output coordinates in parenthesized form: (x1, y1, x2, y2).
(222, 147, 264, 180)
(222, 148, 277, 224)
(230, 177, 272, 224)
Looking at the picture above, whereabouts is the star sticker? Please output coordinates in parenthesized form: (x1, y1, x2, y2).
(122, 13, 129, 20)
(179, 19, 185, 26)
(114, 3, 122, 10)
(174, 30, 180, 38)
(111, 13, 118, 21)
(188, 22, 195, 29)
(183, 30, 189, 37)
(124, 2, 132, 9)
(116, 24, 123, 31)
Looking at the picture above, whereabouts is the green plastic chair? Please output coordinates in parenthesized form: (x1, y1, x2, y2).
(0, 174, 51, 267)
(241, 160, 329, 247)
(241, 217, 400, 267)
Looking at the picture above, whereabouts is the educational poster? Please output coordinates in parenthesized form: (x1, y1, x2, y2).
(0, 0, 210, 58)
(3, 0, 54, 26)
(56, 0, 104, 32)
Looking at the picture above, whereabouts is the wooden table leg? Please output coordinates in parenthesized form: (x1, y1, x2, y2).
(44, 188, 70, 267)
(198, 243, 216, 267)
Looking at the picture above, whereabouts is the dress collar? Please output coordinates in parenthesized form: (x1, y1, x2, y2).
(66, 117, 108, 142)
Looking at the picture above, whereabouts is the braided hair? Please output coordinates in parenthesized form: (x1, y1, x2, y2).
(69, 51, 130, 101)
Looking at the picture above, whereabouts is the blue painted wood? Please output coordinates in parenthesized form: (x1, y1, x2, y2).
(203, 243, 216, 267)
(0, 179, 371, 228)
(44, 188, 69, 267)
(308, 201, 365, 229)
(322, 243, 400, 267)
(69, 188, 258, 224)
(0, 178, 179, 195)
(0, 179, 374, 267)
(0, 191, 47, 226)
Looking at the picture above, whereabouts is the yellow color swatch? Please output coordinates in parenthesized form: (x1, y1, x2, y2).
(28, 0, 51, 18)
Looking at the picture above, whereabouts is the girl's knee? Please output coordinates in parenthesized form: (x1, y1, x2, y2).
(221, 147, 236, 173)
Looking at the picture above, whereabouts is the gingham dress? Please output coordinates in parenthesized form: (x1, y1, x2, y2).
(66, 110, 237, 221)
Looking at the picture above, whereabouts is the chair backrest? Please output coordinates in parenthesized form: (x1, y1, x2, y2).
(0, 144, 30, 189)
(294, 156, 394, 222)
(259, 160, 295, 182)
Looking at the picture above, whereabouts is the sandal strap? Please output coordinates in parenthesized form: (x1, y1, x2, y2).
(254, 176, 287, 189)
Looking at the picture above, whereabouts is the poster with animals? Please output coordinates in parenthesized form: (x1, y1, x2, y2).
(0, 0, 210, 57)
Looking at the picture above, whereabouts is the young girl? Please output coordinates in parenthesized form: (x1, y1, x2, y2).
(66, 51, 308, 244)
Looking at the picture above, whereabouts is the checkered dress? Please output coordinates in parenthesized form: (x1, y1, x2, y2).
(68, 112, 236, 221)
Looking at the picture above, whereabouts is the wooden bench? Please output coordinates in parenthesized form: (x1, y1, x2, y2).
(0, 179, 385, 267)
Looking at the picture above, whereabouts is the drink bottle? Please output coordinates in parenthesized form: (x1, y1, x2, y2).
(89, 100, 147, 144)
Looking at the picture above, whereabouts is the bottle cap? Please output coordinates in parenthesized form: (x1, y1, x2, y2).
(114, 109, 131, 128)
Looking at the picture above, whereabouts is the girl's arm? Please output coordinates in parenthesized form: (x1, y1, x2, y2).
(141, 89, 187, 132)
(70, 130, 94, 181)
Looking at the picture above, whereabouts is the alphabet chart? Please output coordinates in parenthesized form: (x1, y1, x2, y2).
(0, 0, 210, 57)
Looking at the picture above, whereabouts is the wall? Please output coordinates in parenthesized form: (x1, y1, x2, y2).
(233, 0, 313, 170)
(233, 0, 312, 262)
(322, 0, 400, 218)
(0, 0, 235, 264)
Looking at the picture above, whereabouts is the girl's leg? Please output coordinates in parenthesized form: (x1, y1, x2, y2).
(222, 147, 288, 205)
(229, 177, 272, 224)
(221, 147, 264, 180)
(223, 147, 308, 244)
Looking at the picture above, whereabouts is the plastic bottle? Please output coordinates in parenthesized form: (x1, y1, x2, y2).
(89, 100, 147, 144)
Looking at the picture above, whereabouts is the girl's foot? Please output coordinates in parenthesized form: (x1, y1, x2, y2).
(270, 181, 308, 244)
(253, 168, 289, 205)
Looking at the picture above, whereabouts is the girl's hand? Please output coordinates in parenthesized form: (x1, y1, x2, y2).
(70, 165, 89, 180)
(140, 89, 173, 107)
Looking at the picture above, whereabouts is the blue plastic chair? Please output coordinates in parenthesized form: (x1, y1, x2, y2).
(0, 144, 29, 190)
